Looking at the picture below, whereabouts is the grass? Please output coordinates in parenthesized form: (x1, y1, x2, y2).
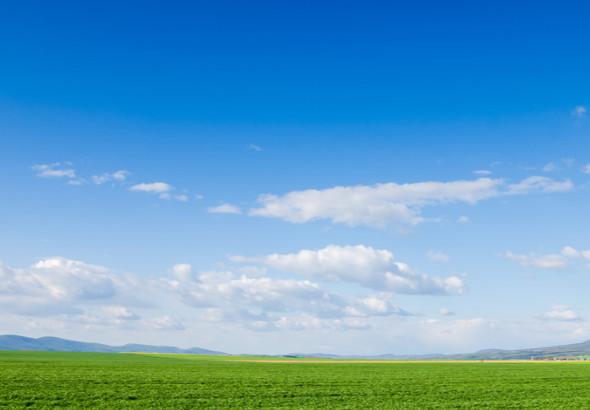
(2, 351, 590, 408)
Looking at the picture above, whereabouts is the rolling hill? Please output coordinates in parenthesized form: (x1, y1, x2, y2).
(0, 335, 226, 355)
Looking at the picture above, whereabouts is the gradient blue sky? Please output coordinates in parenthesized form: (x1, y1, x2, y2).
(1, 1, 590, 355)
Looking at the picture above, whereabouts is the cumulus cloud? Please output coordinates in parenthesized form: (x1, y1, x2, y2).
(542, 162, 556, 172)
(248, 176, 572, 228)
(543, 306, 580, 321)
(208, 203, 242, 214)
(230, 245, 465, 295)
(0, 253, 455, 334)
(582, 164, 590, 174)
(0, 258, 121, 316)
(438, 308, 454, 316)
(31, 163, 76, 178)
(92, 170, 130, 185)
(458, 216, 470, 223)
(161, 264, 412, 331)
(504, 252, 568, 270)
(129, 182, 174, 199)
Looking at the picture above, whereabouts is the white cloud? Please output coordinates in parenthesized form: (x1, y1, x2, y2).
(231, 245, 465, 295)
(543, 306, 580, 321)
(102, 306, 140, 321)
(129, 182, 174, 199)
(504, 252, 568, 270)
(249, 143, 262, 152)
(473, 170, 491, 175)
(0, 257, 415, 336)
(458, 216, 470, 223)
(561, 246, 590, 260)
(427, 251, 450, 263)
(542, 162, 556, 172)
(572, 106, 587, 118)
(504, 176, 572, 195)
(582, 164, 590, 174)
(145, 316, 185, 330)
(438, 308, 454, 316)
(31, 163, 76, 178)
(248, 176, 572, 228)
(92, 170, 130, 185)
(174, 194, 188, 202)
(208, 203, 242, 214)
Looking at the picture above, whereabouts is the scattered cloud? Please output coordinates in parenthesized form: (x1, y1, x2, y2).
(0, 256, 414, 333)
(129, 182, 174, 199)
(543, 306, 580, 321)
(31, 163, 76, 178)
(208, 203, 242, 214)
(427, 251, 450, 263)
(231, 245, 466, 295)
(582, 164, 590, 174)
(458, 216, 470, 223)
(504, 252, 568, 270)
(504, 176, 572, 195)
(438, 308, 454, 316)
(92, 170, 130, 185)
(561, 246, 590, 260)
(542, 162, 556, 172)
(249, 143, 262, 152)
(145, 315, 185, 330)
(174, 194, 188, 202)
(248, 176, 572, 228)
(572, 106, 587, 118)
(473, 170, 491, 175)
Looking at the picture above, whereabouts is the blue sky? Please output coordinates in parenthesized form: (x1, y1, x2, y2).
(1, 1, 590, 355)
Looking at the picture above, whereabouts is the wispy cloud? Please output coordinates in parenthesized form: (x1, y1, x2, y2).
(473, 170, 491, 175)
(31, 163, 75, 178)
(249, 143, 262, 152)
(208, 203, 242, 214)
(248, 176, 573, 228)
(427, 251, 450, 263)
(572, 106, 587, 118)
(92, 170, 130, 185)
(504, 251, 568, 270)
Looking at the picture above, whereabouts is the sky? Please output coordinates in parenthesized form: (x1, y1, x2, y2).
(1, 1, 590, 355)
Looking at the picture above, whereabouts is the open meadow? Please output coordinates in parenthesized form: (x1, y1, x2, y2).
(2, 351, 590, 408)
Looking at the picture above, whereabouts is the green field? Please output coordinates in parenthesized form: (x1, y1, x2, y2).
(2, 351, 590, 408)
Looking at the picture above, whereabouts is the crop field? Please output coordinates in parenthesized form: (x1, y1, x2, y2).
(2, 352, 590, 408)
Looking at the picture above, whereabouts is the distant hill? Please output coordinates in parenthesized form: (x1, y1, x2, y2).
(439, 339, 590, 360)
(0, 335, 227, 355)
(294, 340, 590, 360)
(3, 335, 590, 360)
